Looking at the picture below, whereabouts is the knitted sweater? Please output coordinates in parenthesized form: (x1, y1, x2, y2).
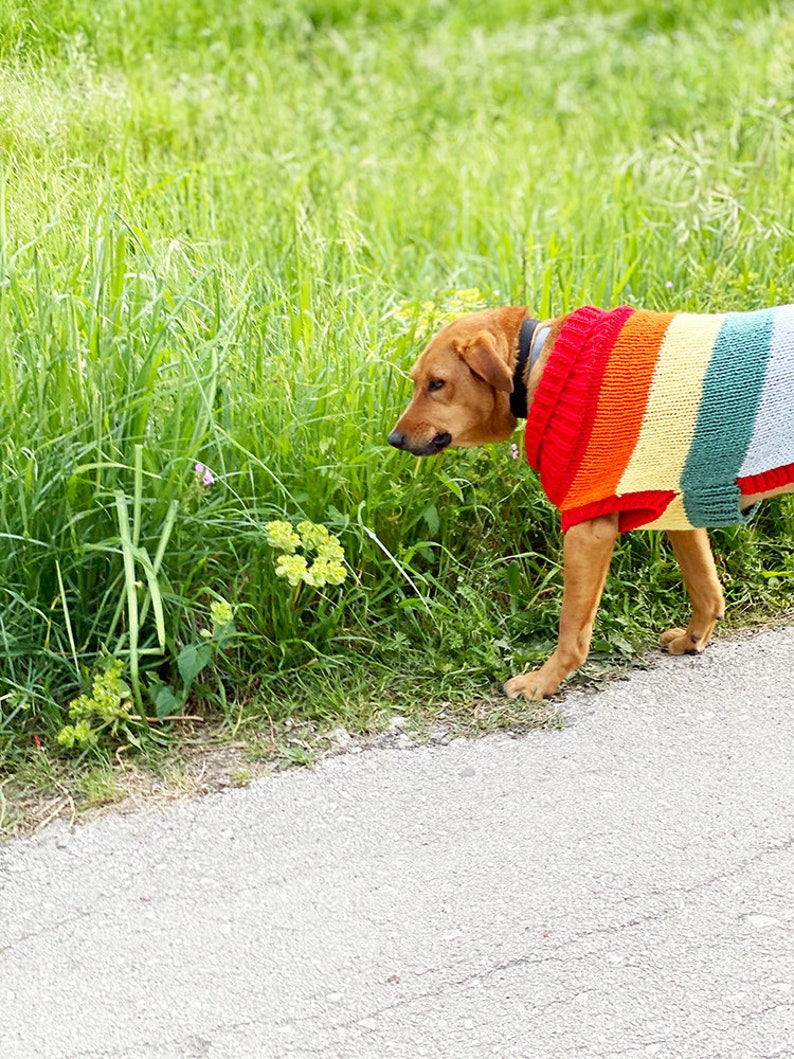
(525, 304, 794, 532)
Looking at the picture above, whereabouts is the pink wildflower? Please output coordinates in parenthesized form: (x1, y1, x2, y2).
(510, 443, 520, 460)
(194, 462, 216, 486)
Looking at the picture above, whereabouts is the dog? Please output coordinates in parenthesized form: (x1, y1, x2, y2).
(389, 304, 794, 699)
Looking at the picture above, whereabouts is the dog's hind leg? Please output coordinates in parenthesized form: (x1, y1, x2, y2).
(504, 513, 619, 699)
(661, 528, 725, 656)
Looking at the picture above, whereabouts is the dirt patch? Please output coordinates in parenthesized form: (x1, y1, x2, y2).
(0, 739, 277, 842)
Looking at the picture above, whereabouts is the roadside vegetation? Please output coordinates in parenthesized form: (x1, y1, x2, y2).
(2, 0, 794, 834)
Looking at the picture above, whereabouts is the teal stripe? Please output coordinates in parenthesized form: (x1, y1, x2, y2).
(682, 308, 775, 527)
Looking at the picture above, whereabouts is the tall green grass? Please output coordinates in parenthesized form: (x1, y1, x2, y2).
(1, 0, 794, 769)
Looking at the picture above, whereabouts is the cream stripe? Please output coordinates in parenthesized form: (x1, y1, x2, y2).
(617, 312, 726, 495)
(640, 493, 695, 531)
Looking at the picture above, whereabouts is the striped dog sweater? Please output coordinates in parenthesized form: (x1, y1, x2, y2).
(525, 304, 794, 532)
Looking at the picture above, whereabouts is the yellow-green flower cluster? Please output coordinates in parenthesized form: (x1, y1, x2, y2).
(57, 718, 98, 750)
(275, 552, 309, 586)
(209, 599, 234, 629)
(265, 519, 347, 590)
(305, 555, 346, 587)
(390, 287, 492, 340)
(264, 520, 301, 554)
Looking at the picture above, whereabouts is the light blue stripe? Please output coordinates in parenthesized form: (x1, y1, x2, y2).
(738, 303, 794, 477)
(530, 326, 551, 371)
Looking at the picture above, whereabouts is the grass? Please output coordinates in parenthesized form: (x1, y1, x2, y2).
(2, 0, 794, 831)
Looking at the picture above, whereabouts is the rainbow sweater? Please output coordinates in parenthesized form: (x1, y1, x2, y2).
(525, 305, 794, 532)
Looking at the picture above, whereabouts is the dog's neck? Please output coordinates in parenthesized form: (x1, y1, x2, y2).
(510, 319, 550, 419)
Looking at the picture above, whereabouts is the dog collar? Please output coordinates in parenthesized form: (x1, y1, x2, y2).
(510, 318, 540, 419)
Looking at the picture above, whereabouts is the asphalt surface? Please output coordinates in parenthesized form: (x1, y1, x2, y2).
(2, 627, 793, 1059)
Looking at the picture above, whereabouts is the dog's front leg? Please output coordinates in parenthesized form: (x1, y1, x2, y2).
(661, 528, 725, 655)
(504, 513, 619, 699)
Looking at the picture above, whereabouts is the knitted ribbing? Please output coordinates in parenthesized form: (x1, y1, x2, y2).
(525, 304, 794, 532)
(524, 305, 633, 507)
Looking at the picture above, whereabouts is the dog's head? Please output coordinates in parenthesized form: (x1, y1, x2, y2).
(388, 307, 529, 456)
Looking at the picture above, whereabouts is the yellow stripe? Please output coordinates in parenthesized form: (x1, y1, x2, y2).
(641, 494, 695, 531)
(617, 313, 726, 495)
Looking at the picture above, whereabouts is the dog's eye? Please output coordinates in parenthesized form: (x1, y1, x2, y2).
(428, 379, 445, 393)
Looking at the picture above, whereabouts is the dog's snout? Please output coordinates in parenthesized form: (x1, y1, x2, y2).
(388, 429, 452, 456)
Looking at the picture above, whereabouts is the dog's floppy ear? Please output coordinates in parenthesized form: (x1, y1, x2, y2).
(458, 332, 514, 392)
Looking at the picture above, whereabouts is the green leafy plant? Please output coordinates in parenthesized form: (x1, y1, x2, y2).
(57, 660, 133, 752)
(148, 596, 237, 721)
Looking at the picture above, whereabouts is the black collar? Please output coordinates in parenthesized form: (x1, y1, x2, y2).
(510, 318, 539, 419)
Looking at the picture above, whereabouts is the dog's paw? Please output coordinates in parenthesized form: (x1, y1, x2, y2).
(504, 672, 556, 700)
(660, 627, 708, 656)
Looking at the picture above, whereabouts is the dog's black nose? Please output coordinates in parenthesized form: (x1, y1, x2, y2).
(388, 431, 407, 450)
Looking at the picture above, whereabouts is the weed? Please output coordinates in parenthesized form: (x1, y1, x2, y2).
(57, 660, 133, 752)
(75, 764, 125, 808)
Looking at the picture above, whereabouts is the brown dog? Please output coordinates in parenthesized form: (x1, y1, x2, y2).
(389, 305, 794, 699)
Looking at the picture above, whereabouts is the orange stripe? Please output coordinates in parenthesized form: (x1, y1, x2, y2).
(563, 310, 675, 510)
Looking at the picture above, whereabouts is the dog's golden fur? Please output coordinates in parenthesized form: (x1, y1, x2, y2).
(389, 307, 794, 699)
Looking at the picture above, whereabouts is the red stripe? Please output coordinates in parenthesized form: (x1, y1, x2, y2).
(737, 461, 794, 496)
(560, 491, 678, 533)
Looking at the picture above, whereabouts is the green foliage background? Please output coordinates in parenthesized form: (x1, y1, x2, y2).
(1, 0, 793, 763)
